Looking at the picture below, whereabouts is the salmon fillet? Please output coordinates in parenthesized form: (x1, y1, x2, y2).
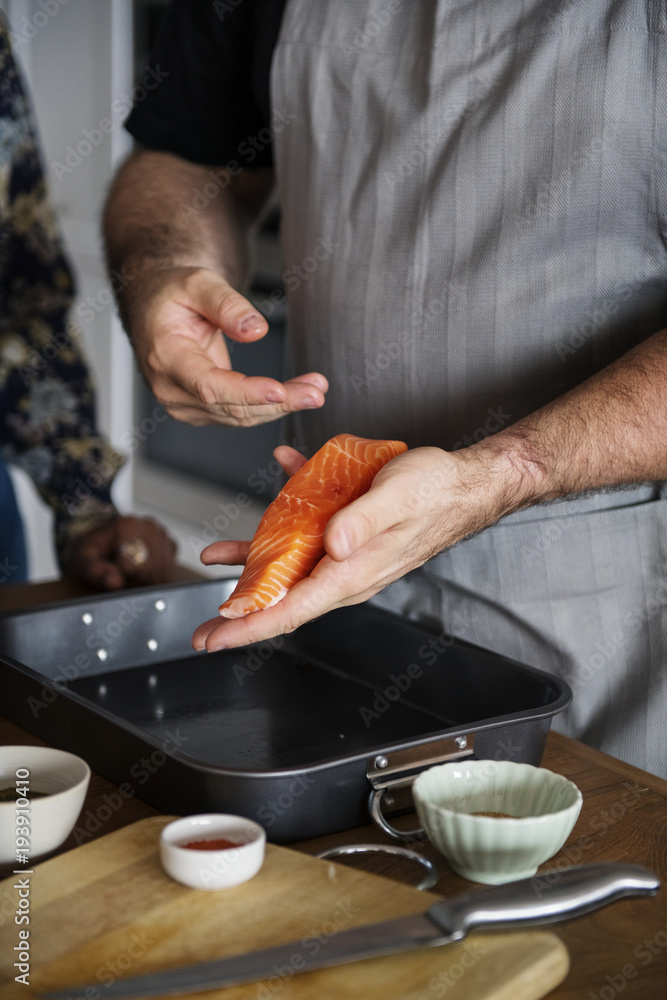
(219, 433, 407, 618)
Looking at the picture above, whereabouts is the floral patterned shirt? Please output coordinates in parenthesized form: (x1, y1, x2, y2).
(0, 17, 124, 567)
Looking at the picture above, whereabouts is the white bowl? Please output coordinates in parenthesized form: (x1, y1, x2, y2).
(160, 814, 266, 891)
(413, 760, 582, 884)
(0, 745, 90, 864)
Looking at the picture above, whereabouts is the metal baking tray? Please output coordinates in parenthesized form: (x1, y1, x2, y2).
(0, 579, 571, 842)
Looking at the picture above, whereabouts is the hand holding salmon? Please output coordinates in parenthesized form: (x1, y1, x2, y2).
(192, 432, 524, 651)
(219, 434, 407, 616)
(192, 435, 405, 645)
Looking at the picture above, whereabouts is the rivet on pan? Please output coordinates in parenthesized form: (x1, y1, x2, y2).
(147, 639, 158, 652)
(81, 613, 93, 625)
(148, 674, 158, 687)
(374, 755, 388, 769)
(97, 649, 108, 661)
(455, 736, 468, 749)
(154, 600, 166, 612)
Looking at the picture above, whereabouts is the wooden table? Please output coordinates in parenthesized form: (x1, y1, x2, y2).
(1, 579, 666, 999)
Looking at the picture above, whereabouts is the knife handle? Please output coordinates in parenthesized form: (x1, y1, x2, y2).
(427, 863, 659, 939)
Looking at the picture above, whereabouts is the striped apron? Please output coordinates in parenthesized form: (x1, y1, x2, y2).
(271, 0, 667, 776)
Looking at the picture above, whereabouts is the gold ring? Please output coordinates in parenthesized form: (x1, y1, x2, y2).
(119, 538, 149, 569)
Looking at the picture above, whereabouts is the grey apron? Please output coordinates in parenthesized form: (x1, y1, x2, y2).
(271, 0, 667, 776)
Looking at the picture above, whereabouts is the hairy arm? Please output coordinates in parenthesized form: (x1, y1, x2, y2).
(104, 148, 271, 298)
(194, 327, 667, 649)
(103, 149, 327, 425)
(478, 327, 667, 516)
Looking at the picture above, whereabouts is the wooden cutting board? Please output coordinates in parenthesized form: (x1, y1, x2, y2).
(0, 817, 569, 1000)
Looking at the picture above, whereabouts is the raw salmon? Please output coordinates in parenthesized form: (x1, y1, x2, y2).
(219, 433, 407, 618)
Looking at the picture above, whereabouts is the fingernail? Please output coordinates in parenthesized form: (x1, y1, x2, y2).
(239, 313, 264, 334)
(266, 390, 284, 403)
(208, 643, 227, 653)
(302, 395, 321, 408)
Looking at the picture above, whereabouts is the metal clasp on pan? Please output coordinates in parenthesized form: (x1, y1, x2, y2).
(367, 734, 475, 842)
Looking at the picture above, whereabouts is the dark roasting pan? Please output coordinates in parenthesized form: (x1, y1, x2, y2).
(0, 579, 571, 842)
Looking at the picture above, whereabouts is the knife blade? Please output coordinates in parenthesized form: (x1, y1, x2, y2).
(41, 863, 658, 1000)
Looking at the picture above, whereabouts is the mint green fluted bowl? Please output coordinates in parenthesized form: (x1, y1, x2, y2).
(413, 760, 582, 885)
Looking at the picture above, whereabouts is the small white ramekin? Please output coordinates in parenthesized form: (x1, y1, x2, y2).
(413, 759, 582, 884)
(159, 814, 266, 891)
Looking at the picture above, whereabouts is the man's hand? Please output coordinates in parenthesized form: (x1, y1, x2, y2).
(192, 322, 667, 651)
(191, 442, 533, 651)
(66, 515, 178, 590)
(104, 152, 327, 427)
(130, 265, 328, 426)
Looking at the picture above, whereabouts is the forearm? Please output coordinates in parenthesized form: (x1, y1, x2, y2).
(466, 327, 667, 523)
(103, 149, 275, 325)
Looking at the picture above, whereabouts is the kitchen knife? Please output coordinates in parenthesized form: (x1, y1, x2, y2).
(41, 863, 659, 1000)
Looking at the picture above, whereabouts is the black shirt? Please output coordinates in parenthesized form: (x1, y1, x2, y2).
(126, 0, 287, 168)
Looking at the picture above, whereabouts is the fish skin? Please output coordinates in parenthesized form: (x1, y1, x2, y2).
(218, 433, 408, 618)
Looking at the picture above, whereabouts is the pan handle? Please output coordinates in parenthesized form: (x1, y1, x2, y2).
(369, 783, 427, 842)
(366, 735, 476, 841)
